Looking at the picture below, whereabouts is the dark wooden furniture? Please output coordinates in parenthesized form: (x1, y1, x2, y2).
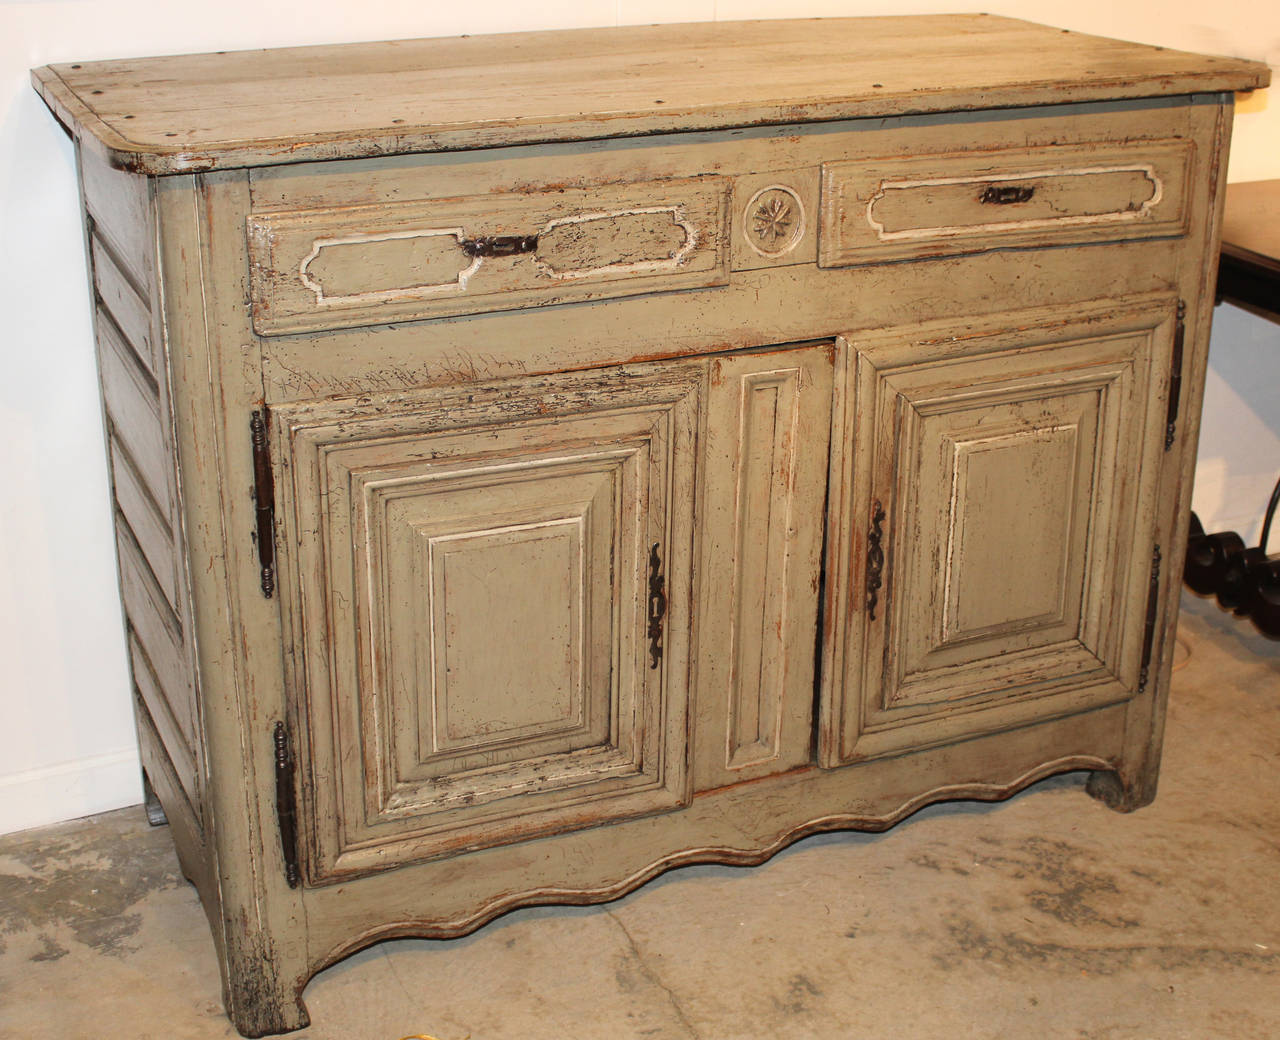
(1186, 181, 1280, 634)
(1217, 180, 1280, 318)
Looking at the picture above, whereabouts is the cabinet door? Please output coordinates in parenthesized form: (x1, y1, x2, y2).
(694, 343, 835, 790)
(271, 364, 702, 883)
(821, 296, 1176, 766)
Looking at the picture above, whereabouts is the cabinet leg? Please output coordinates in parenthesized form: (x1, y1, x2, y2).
(221, 938, 311, 1039)
(1086, 767, 1157, 813)
(141, 770, 168, 827)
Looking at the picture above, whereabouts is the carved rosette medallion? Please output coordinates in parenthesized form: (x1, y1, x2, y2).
(743, 184, 806, 259)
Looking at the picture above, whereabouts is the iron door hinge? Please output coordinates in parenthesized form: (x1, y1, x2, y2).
(1137, 545, 1162, 693)
(1165, 301, 1186, 451)
(250, 409, 277, 598)
(273, 721, 301, 889)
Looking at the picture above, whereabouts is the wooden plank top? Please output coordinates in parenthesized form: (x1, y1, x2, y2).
(32, 14, 1271, 175)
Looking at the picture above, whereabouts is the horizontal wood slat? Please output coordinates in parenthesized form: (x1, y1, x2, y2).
(130, 632, 201, 817)
(116, 522, 187, 712)
(81, 157, 152, 287)
(110, 435, 179, 615)
(133, 689, 205, 844)
(98, 314, 171, 517)
(92, 233, 157, 381)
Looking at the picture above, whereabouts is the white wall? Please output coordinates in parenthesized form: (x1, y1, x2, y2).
(1, 1, 1276, 835)
(1198, 304, 1280, 546)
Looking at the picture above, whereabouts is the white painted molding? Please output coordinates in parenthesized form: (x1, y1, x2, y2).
(0, 748, 142, 836)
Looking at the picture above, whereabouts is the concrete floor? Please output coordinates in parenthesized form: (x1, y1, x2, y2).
(2, 592, 1278, 1040)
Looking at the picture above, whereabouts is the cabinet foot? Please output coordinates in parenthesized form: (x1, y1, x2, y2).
(1086, 768, 1156, 813)
(226, 995, 310, 1039)
(223, 962, 310, 1038)
(141, 770, 168, 827)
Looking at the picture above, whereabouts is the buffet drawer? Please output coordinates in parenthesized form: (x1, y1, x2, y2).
(819, 139, 1193, 266)
(248, 176, 731, 335)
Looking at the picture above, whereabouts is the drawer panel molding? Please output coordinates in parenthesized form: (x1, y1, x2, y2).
(248, 177, 730, 335)
(820, 139, 1193, 266)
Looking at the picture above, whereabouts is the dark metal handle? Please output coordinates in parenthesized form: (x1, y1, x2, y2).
(979, 184, 1035, 205)
(866, 500, 886, 620)
(647, 543, 666, 670)
(460, 234, 539, 258)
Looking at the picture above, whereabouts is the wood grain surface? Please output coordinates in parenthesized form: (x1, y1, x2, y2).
(32, 15, 1268, 173)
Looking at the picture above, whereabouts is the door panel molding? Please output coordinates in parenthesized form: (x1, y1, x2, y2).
(271, 364, 703, 882)
(821, 295, 1177, 765)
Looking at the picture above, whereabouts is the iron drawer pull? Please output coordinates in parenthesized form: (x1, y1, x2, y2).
(979, 184, 1036, 205)
(459, 234, 539, 258)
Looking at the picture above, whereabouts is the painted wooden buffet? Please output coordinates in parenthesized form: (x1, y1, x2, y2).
(32, 16, 1269, 1036)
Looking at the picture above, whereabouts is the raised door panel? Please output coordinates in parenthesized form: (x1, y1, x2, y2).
(272, 363, 703, 883)
(821, 296, 1175, 765)
(694, 343, 835, 790)
(381, 462, 617, 787)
